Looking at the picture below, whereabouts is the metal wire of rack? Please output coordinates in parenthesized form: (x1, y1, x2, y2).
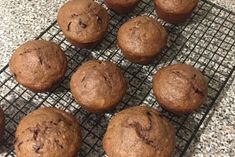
(0, 0, 234, 156)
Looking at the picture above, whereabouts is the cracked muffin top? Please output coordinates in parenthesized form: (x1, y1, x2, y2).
(0, 107, 5, 140)
(103, 106, 175, 157)
(152, 64, 208, 114)
(70, 60, 127, 113)
(57, 0, 109, 47)
(9, 40, 67, 92)
(14, 108, 81, 157)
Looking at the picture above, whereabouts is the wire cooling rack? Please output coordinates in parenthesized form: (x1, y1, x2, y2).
(0, 0, 234, 156)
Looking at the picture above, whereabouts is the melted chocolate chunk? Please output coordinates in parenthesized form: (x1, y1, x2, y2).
(127, 111, 161, 150)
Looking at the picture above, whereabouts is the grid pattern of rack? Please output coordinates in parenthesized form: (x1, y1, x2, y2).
(0, 0, 234, 156)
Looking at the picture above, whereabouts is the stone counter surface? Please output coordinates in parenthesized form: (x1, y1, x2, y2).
(0, 0, 234, 157)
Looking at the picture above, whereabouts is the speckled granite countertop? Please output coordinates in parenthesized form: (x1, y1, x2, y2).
(0, 0, 234, 156)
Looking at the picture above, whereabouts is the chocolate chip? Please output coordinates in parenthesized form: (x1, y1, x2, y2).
(172, 70, 181, 76)
(146, 111, 152, 117)
(103, 75, 108, 81)
(192, 74, 197, 80)
(38, 56, 43, 65)
(67, 22, 72, 31)
(96, 16, 102, 24)
(12, 73, 17, 78)
(50, 121, 58, 125)
(193, 87, 205, 96)
(79, 19, 87, 28)
(23, 49, 31, 54)
(87, 3, 92, 8)
(33, 128, 40, 140)
(71, 14, 79, 18)
(158, 114, 164, 118)
(33, 141, 42, 153)
(17, 141, 23, 151)
(54, 139, 64, 149)
(81, 75, 86, 82)
(14, 138, 18, 144)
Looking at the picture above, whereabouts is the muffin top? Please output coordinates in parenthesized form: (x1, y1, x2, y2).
(0, 107, 5, 139)
(57, 0, 109, 44)
(70, 60, 127, 113)
(103, 106, 175, 157)
(15, 108, 81, 157)
(155, 0, 198, 14)
(9, 40, 67, 92)
(153, 64, 208, 114)
(118, 16, 167, 58)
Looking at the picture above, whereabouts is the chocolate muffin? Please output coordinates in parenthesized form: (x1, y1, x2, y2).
(0, 107, 5, 140)
(154, 0, 198, 24)
(152, 64, 208, 115)
(9, 40, 67, 92)
(15, 108, 81, 157)
(57, 0, 109, 48)
(103, 106, 175, 157)
(70, 60, 127, 113)
(117, 16, 168, 64)
(105, 0, 140, 14)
